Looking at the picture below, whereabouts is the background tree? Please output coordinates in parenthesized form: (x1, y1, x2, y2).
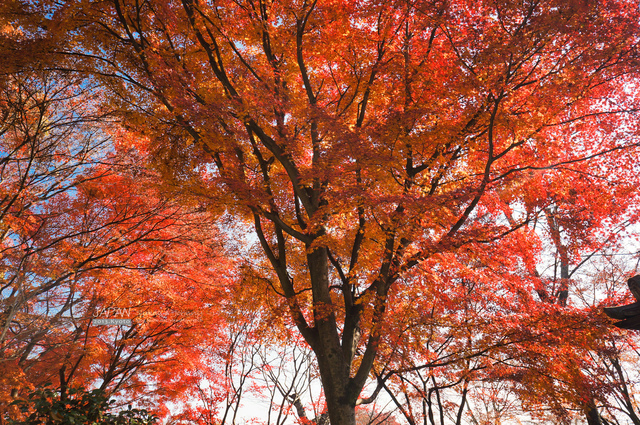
(0, 11, 238, 419)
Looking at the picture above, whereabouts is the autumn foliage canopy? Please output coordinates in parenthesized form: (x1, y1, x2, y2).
(3, 0, 640, 424)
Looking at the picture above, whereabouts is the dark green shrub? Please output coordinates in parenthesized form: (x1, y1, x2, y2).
(9, 385, 157, 425)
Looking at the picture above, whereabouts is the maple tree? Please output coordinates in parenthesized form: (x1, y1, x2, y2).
(0, 116, 234, 419)
(38, 0, 640, 424)
(0, 8, 237, 420)
(369, 156, 640, 425)
(374, 157, 640, 425)
(5, 0, 640, 424)
(587, 259, 640, 425)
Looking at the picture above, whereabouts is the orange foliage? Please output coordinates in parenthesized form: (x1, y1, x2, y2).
(4, 1, 640, 424)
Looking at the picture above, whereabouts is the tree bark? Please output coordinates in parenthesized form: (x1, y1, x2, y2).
(585, 401, 602, 425)
(308, 246, 357, 425)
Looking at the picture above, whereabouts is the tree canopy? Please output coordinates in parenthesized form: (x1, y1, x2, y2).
(3, 1, 640, 424)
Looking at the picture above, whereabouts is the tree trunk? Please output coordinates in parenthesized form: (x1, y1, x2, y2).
(306, 246, 358, 425)
(314, 349, 357, 425)
(585, 401, 602, 425)
(546, 209, 601, 425)
(324, 398, 356, 425)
